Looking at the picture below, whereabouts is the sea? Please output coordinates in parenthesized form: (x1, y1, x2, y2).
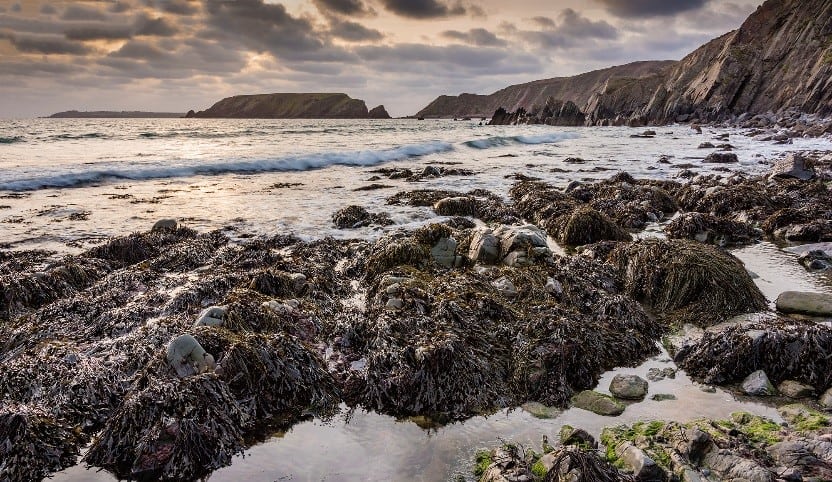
(2, 118, 832, 481)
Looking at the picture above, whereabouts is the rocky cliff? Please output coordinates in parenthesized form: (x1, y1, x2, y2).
(422, 0, 832, 125)
(186, 93, 386, 119)
(416, 61, 674, 119)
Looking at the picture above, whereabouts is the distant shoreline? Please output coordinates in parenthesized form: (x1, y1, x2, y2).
(47, 111, 185, 119)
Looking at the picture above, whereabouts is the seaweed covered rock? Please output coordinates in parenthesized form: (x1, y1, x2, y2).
(608, 239, 767, 326)
(557, 208, 632, 246)
(664, 212, 760, 247)
(0, 404, 84, 481)
(86, 225, 199, 265)
(331, 205, 393, 229)
(703, 152, 738, 163)
(674, 319, 832, 392)
(362, 224, 462, 279)
(84, 373, 248, 480)
(389, 188, 519, 224)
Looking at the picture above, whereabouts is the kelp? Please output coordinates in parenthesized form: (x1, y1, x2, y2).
(0, 404, 84, 481)
(665, 212, 760, 246)
(675, 319, 832, 391)
(556, 208, 632, 246)
(85, 226, 199, 265)
(331, 205, 393, 229)
(84, 371, 248, 481)
(544, 447, 634, 482)
(608, 239, 767, 326)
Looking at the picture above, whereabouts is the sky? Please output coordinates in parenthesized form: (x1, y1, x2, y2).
(0, 0, 764, 118)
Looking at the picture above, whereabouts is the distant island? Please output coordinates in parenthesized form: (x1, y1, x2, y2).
(48, 110, 184, 118)
(184, 93, 390, 119)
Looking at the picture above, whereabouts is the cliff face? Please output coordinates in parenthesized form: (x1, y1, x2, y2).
(187, 93, 374, 119)
(646, 0, 832, 123)
(416, 61, 675, 119)
(423, 0, 832, 125)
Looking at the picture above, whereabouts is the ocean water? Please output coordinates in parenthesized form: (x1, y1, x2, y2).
(4, 118, 832, 481)
(2, 118, 831, 252)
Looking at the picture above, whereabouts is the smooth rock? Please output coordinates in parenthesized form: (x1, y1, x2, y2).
(571, 390, 625, 416)
(609, 374, 649, 400)
(742, 370, 777, 396)
(492, 277, 518, 297)
(820, 388, 832, 410)
(776, 291, 832, 317)
(778, 380, 815, 399)
(769, 153, 815, 181)
(431, 237, 458, 267)
(385, 298, 404, 311)
(195, 306, 226, 327)
(166, 334, 215, 378)
(493, 224, 548, 258)
(615, 441, 666, 481)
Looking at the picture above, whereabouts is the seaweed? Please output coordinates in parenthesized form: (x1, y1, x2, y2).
(608, 239, 767, 326)
(0, 404, 84, 481)
(556, 208, 632, 246)
(665, 212, 760, 246)
(544, 447, 634, 482)
(674, 319, 832, 391)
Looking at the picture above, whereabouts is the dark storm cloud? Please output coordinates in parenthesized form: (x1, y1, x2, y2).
(40, 4, 57, 15)
(0, 31, 91, 54)
(441, 28, 506, 47)
(61, 5, 109, 21)
(11, 3, 21, 12)
(135, 15, 179, 36)
(329, 20, 383, 41)
(596, 0, 710, 18)
(379, 0, 466, 19)
(110, 1, 133, 13)
(110, 39, 166, 59)
(157, 0, 200, 15)
(64, 24, 133, 40)
(313, 0, 374, 17)
(204, 0, 352, 61)
(515, 9, 618, 49)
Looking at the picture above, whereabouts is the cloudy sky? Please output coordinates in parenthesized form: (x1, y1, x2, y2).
(0, 0, 762, 117)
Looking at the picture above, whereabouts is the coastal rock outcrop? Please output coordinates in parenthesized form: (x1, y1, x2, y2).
(420, 0, 832, 124)
(186, 93, 384, 119)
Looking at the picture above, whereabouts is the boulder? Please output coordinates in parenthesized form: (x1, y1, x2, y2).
(166, 334, 215, 378)
(491, 277, 518, 297)
(493, 224, 548, 257)
(559, 425, 597, 448)
(821, 388, 832, 410)
(468, 229, 500, 264)
(703, 152, 739, 163)
(152, 218, 179, 231)
(769, 153, 815, 181)
(614, 441, 666, 481)
(558, 207, 632, 246)
(778, 380, 816, 399)
(430, 237, 460, 268)
(609, 374, 649, 400)
(776, 291, 832, 317)
(741, 370, 776, 396)
(195, 306, 226, 327)
(433, 196, 477, 217)
(571, 390, 625, 416)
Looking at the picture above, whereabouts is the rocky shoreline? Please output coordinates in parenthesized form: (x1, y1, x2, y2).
(1, 145, 832, 481)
